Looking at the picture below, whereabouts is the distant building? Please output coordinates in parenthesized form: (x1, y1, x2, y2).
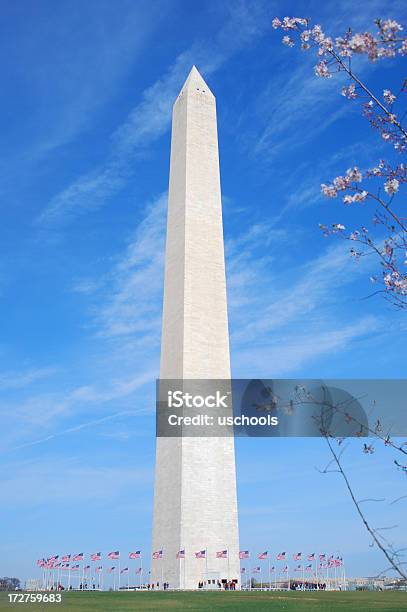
(25, 579, 42, 591)
(347, 576, 386, 591)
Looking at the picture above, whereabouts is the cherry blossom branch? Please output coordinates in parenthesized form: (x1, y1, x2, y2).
(323, 436, 407, 580)
(330, 47, 407, 141)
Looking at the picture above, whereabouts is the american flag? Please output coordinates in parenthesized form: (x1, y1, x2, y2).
(83, 565, 91, 571)
(135, 567, 142, 574)
(293, 552, 302, 561)
(108, 551, 120, 560)
(176, 550, 185, 559)
(37, 559, 46, 567)
(61, 563, 70, 569)
(282, 565, 289, 572)
(252, 566, 261, 573)
(73, 553, 83, 561)
(48, 555, 58, 563)
(121, 567, 128, 574)
(54, 563, 61, 568)
(270, 566, 275, 571)
(305, 564, 312, 572)
(96, 567, 102, 573)
(308, 553, 315, 561)
(91, 552, 101, 561)
(195, 550, 206, 559)
(71, 565, 80, 571)
(62, 555, 71, 563)
(319, 554, 326, 561)
(216, 550, 228, 559)
(294, 564, 302, 572)
(129, 551, 141, 559)
(318, 563, 324, 570)
(152, 550, 163, 559)
(239, 550, 249, 559)
(107, 567, 115, 573)
(277, 552, 286, 560)
(258, 551, 268, 559)
(241, 568, 246, 573)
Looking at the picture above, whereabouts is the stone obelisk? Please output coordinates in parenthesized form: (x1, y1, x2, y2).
(151, 66, 239, 589)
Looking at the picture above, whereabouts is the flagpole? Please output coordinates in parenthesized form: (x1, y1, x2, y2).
(334, 560, 337, 590)
(268, 558, 270, 591)
(227, 548, 230, 584)
(183, 550, 186, 591)
(141, 554, 143, 590)
(205, 549, 208, 589)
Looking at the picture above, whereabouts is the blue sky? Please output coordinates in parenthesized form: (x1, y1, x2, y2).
(1, 0, 406, 585)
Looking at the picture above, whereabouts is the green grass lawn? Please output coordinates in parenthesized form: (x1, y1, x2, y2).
(0, 590, 406, 612)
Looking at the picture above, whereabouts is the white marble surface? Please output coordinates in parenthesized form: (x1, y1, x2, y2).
(151, 66, 240, 589)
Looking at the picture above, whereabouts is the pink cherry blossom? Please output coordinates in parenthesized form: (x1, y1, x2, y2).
(346, 167, 362, 182)
(282, 35, 295, 47)
(342, 83, 357, 99)
(272, 16, 407, 309)
(321, 184, 337, 198)
(315, 60, 330, 78)
(384, 178, 400, 194)
(383, 89, 396, 105)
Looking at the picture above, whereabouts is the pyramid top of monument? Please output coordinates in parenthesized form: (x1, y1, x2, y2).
(179, 65, 214, 98)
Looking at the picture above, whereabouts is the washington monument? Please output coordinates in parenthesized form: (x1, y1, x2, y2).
(151, 66, 239, 589)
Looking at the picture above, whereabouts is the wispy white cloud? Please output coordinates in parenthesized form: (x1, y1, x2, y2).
(7, 407, 150, 454)
(0, 367, 56, 391)
(94, 193, 167, 339)
(233, 241, 373, 340)
(224, 218, 382, 375)
(0, 366, 155, 454)
(235, 317, 378, 375)
(39, 0, 270, 224)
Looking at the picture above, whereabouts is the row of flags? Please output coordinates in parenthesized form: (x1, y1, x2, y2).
(155, 550, 343, 562)
(37, 561, 142, 575)
(244, 552, 343, 562)
(241, 561, 342, 574)
(38, 551, 343, 566)
(37, 551, 141, 567)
